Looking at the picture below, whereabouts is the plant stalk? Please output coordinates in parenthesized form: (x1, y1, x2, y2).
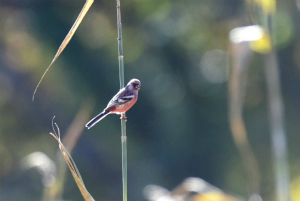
(116, 1, 127, 201)
(229, 42, 261, 197)
(264, 14, 290, 201)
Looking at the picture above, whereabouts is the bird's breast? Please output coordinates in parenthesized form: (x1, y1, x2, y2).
(113, 97, 137, 113)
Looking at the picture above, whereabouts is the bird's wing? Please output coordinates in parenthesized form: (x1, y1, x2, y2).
(106, 88, 134, 109)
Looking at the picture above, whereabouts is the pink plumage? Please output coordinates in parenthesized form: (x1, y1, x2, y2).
(86, 79, 141, 129)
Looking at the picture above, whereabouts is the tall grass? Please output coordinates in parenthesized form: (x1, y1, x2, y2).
(229, 0, 290, 199)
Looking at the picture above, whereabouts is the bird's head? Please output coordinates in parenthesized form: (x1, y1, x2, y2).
(127, 79, 141, 91)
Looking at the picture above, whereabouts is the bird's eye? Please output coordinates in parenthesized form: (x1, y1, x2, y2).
(135, 84, 140, 88)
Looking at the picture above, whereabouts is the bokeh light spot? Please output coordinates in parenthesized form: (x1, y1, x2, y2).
(200, 49, 229, 84)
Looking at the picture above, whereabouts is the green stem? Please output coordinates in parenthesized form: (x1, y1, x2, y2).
(116, 1, 127, 201)
(117, 0, 124, 88)
(121, 118, 127, 201)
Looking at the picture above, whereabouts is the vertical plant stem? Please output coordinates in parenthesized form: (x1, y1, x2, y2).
(121, 119, 127, 201)
(264, 15, 290, 201)
(265, 52, 290, 201)
(229, 42, 261, 197)
(116, 1, 127, 201)
(117, 2, 125, 88)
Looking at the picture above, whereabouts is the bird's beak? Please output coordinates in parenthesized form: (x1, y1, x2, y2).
(136, 84, 141, 89)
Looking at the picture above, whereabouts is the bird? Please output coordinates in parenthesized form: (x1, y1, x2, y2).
(85, 78, 141, 129)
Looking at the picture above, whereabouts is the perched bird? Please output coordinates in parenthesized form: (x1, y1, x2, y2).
(86, 79, 141, 129)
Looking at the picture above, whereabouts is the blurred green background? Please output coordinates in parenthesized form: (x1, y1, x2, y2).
(1, 0, 300, 200)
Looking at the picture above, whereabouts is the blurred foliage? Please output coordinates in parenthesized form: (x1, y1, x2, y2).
(0, 0, 300, 201)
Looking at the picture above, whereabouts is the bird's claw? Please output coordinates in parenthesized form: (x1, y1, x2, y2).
(120, 114, 127, 121)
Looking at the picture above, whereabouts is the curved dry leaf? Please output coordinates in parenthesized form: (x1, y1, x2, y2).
(50, 119, 95, 201)
(33, 0, 94, 101)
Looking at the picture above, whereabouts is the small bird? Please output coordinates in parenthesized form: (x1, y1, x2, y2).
(86, 78, 141, 129)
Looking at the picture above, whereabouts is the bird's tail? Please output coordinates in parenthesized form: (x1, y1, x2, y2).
(85, 110, 110, 129)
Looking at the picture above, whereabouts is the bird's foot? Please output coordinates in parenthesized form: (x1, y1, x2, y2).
(120, 113, 127, 122)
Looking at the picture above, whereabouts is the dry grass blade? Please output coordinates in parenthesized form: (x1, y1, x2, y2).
(43, 100, 95, 201)
(32, 0, 94, 101)
(50, 118, 95, 201)
(229, 42, 261, 198)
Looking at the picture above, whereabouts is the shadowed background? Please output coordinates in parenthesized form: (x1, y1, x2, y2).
(0, 0, 300, 200)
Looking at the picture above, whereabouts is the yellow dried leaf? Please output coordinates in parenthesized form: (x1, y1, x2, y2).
(254, 0, 276, 15)
(250, 32, 272, 54)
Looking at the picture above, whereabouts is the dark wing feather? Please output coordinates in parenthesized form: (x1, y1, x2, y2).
(106, 87, 134, 109)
